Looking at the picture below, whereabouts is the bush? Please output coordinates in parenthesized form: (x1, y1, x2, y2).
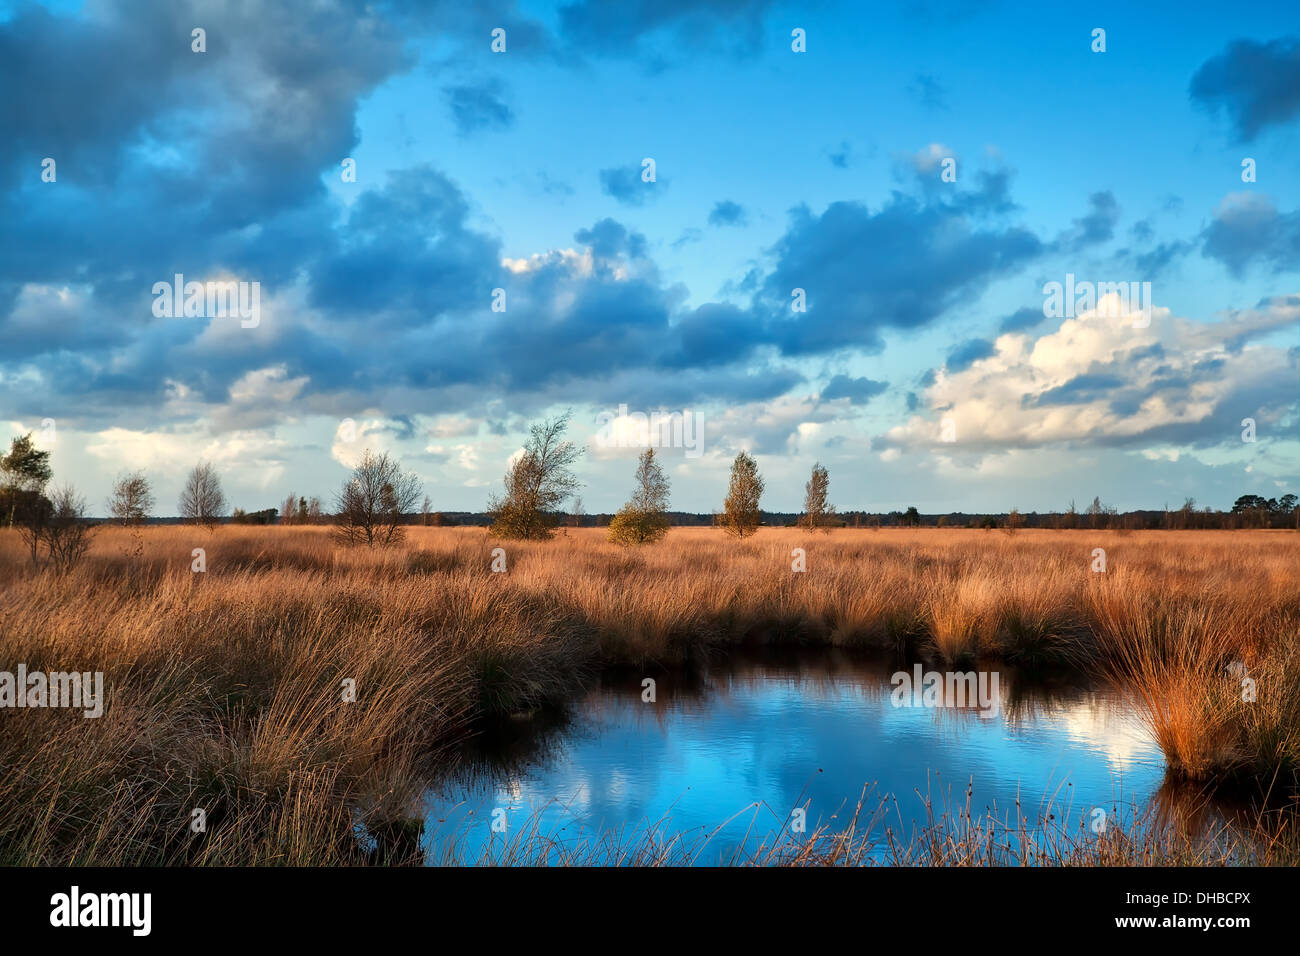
(607, 506, 669, 546)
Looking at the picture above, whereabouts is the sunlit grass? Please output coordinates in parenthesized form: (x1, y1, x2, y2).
(0, 524, 1296, 864)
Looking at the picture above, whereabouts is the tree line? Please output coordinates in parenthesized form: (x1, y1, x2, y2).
(3, 416, 1297, 570)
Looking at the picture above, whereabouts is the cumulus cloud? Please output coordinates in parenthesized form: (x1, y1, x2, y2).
(330, 417, 412, 469)
(706, 394, 844, 456)
(212, 366, 310, 431)
(882, 294, 1299, 453)
(86, 425, 290, 490)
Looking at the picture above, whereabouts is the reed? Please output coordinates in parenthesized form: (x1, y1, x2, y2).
(1, 525, 1295, 864)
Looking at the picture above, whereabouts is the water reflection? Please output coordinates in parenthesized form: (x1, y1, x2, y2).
(420, 649, 1261, 864)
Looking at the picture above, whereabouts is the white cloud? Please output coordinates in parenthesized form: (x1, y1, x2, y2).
(883, 294, 1298, 454)
(331, 417, 402, 468)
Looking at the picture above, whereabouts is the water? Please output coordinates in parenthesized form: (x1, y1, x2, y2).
(422, 649, 1175, 864)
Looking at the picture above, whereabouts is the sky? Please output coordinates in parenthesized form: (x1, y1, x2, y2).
(2, 0, 1298, 516)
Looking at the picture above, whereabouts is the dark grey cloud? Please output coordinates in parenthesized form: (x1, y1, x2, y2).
(1190, 36, 1300, 141)
(443, 78, 515, 135)
(821, 375, 888, 404)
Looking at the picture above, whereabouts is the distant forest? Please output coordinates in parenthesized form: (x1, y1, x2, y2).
(207, 494, 1297, 530)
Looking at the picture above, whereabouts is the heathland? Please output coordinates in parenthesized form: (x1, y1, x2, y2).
(0, 525, 1296, 865)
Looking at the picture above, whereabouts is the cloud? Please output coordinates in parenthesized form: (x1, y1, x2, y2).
(706, 394, 843, 456)
(1055, 191, 1120, 251)
(212, 365, 310, 431)
(906, 73, 949, 110)
(1190, 36, 1300, 141)
(309, 165, 503, 324)
(598, 164, 662, 205)
(331, 417, 410, 468)
(1200, 193, 1300, 277)
(556, 0, 779, 60)
(1134, 239, 1195, 277)
(998, 306, 1045, 334)
(86, 424, 291, 490)
(707, 200, 748, 227)
(443, 78, 514, 135)
(820, 375, 888, 404)
(573, 218, 648, 260)
(882, 295, 1299, 453)
(945, 337, 996, 372)
(754, 166, 1045, 356)
(826, 141, 853, 168)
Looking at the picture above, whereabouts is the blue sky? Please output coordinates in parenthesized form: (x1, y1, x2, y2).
(2, 0, 1298, 515)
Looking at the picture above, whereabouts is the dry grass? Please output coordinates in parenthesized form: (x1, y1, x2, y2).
(0, 525, 1296, 864)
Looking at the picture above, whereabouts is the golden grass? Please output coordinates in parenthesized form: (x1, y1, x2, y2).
(0, 524, 1296, 864)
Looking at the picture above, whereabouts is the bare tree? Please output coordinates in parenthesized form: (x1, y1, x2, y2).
(179, 462, 228, 526)
(280, 492, 298, 524)
(32, 485, 94, 574)
(488, 412, 584, 540)
(15, 493, 52, 568)
(334, 450, 423, 547)
(108, 471, 154, 525)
